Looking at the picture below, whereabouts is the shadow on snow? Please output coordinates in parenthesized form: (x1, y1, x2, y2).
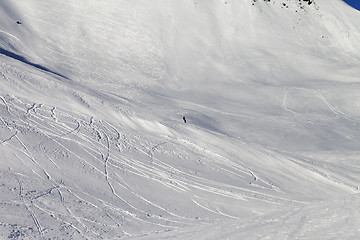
(0, 47, 68, 80)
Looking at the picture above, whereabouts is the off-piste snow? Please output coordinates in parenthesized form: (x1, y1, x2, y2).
(0, 0, 360, 239)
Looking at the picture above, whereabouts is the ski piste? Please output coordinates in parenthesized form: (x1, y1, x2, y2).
(0, 0, 360, 239)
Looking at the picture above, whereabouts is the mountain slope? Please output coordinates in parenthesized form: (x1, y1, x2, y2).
(1, 0, 360, 239)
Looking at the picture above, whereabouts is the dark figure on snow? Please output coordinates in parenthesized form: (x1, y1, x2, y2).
(183, 117, 186, 123)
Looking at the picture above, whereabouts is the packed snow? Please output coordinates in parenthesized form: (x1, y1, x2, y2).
(1, 0, 360, 239)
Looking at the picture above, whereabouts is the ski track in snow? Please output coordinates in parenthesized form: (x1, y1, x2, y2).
(0, 97, 307, 238)
(1, 92, 359, 239)
(282, 87, 296, 115)
(1, 0, 360, 238)
(0, 99, 227, 237)
(294, 87, 360, 124)
(0, 96, 11, 115)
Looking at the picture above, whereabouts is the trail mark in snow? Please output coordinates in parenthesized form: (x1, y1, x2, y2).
(0, 96, 11, 114)
(0, 130, 18, 144)
(15, 178, 44, 237)
(26, 103, 43, 115)
(51, 107, 57, 121)
(282, 87, 296, 115)
(149, 142, 167, 164)
(297, 88, 359, 124)
(26, 204, 43, 237)
(249, 170, 258, 181)
(313, 90, 359, 123)
(103, 134, 112, 192)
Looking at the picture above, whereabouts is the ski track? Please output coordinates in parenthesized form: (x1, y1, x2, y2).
(1, 99, 107, 238)
(50, 107, 57, 121)
(312, 90, 359, 124)
(117, 143, 300, 206)
(35, 116, 188, 229)
(53, 119, 197, 228)
(282, 87, 296, 115)
(191, 198, 229, 219)
(1, 0, 360, 238)
(282, 151, 359, 192)
(1, 93, 358, 238)
(296, 87, 360, 124)
(0, 129, 18, 144)
(0, 96, 11, 114)
(15, 177, 44, 238)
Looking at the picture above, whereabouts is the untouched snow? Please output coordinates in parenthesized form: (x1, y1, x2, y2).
(0, 0, 360, 239)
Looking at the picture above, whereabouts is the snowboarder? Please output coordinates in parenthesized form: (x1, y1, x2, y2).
(183, 117, 186, 123)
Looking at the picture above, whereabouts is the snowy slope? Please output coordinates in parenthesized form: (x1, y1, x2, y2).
(1, 0, 360, 239)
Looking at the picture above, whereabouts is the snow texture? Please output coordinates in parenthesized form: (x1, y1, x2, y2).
(0, 0, 360, 239)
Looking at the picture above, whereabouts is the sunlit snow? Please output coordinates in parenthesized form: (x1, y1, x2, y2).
(1, 0, 360, 239)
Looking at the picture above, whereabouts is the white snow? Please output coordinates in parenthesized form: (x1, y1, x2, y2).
(1, 0, 360, 239)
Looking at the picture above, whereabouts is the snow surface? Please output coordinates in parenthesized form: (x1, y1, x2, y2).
(0, 0, 360, 239)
